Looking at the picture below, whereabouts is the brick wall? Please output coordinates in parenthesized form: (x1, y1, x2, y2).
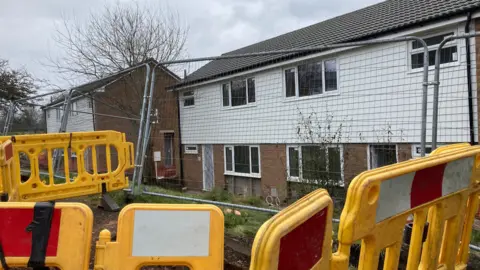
(397, 144, 412, 162)
(93, 64, 180, 179)
(182, 145, 203, 190)
(343, 144, 368, 187)
(260, 144, 288, 199)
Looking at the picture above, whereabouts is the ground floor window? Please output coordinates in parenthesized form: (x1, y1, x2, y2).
(287, 145, 343, 184)
(224, 145, 260, 177)
(369, 144, 397, 169)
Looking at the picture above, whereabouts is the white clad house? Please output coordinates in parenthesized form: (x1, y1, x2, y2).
(171, 0, 480, 198)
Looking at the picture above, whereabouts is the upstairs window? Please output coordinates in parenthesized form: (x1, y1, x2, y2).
(222, 77, 255, 107)
(284, 59, 337, 98)
(70, 101, 78, 116)
(411, 32, 457, 69)
(183, 91, 195, 107)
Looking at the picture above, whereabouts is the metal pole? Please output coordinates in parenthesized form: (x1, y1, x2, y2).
(432, 32, 480, 150)
(53, 90, 75, 173)
(2, 102, 15, 135)
(134, 64, 157, 194)
(16, 89, 65, 103)
(131, 64, 151, 194)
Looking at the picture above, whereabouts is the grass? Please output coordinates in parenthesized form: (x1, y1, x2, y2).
(109, 186, 275, 238)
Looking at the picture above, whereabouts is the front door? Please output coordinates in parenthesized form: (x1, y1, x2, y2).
(202, 145, 214, 191)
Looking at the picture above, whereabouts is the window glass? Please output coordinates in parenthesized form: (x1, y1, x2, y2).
(370, 145, 397, 168)
(285, 69, 296, 97)
(298, 62, 322, 97)
(288, 147, 299, 177)
(302, 146, 326, 180)
(251, 147, 259, 173)
(231, 80, 247, 106)
(222, 84, 230, 106)
(234, 146, 250, 173)
(225, 147, 233, 171)
(324, 60, 337, 91)
(247, 78, 255, 103)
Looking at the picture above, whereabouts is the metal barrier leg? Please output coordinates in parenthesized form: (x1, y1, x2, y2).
(99, 183, 120, 212)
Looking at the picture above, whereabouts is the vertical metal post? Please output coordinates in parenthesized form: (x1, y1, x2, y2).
(2, 102, 15, 135)
(417, 39, 429, 157)
(131, 64, 151, 194)
(432, 32, 480, 150)
(53, 89, 74, 173)
(134, 65, 158, 195)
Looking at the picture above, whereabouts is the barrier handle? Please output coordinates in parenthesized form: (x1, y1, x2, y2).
(26, 202, 55, 268)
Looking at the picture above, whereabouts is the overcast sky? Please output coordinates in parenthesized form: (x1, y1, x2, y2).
(0, 0, 382, 89)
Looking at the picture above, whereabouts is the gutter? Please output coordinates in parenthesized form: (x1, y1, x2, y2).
(464, 12, 476, 145)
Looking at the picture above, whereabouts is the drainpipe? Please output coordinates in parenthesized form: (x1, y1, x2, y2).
(464, 12, 476, 145)
(176, 90, 185, 186)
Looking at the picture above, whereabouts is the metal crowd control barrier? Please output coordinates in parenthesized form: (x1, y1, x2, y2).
(250, 189, 333, 270)
(94, 203, 224, 269)
(0, 131, 134, 202)
(0, 202, 93, 270)
(330, 144, 480, 270)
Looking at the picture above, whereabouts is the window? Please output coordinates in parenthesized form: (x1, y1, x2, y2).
(56, 108, 61, 121)
(411, 32, 457, 69)
(222, 77, 255, 107)
(183, 91, 195, 107)
(287, 145, 342, 183)
(224, 145, 260, 176)
(47, 110, 50, 119)
(184, 145, 198, 154)
(284, 59, 337, 98)
(369, 144, 397, 169)
(70, 101, 78, 116)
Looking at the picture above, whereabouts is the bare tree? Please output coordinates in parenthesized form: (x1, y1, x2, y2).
(49, 1, 187, 80)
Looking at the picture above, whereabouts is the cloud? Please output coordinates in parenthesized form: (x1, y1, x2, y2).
(0, 0, 383, 88)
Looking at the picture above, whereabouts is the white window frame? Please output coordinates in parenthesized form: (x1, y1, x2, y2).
(283, 58, 339, 99)
(411, 144, 435, 157)
(367, 144, 399, 169)
(286, 144, 344, 185)
(182, 90, 195, 107)
(409, 30, 459, 72)
(224, 145, 261, 178)
(221, 77, 256, 108)
(184, 145, 198, 154)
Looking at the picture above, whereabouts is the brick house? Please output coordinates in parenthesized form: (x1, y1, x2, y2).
(171, 1, 480, 199)
(43, 60, 181, 182)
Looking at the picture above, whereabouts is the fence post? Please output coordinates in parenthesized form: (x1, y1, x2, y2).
(432, 32, 480, 150)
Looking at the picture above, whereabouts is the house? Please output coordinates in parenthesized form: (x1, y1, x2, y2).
(43, 60, 181, 182)
(171, 0, 480, 199)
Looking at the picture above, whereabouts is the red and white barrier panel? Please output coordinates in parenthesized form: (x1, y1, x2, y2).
(376, 157, 474, 223)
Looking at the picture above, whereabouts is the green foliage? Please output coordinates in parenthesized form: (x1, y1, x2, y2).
(201, 188, 233, 202)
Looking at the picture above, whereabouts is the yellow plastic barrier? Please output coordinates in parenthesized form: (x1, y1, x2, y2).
(332, 144, 480, 270)
(0, 202, 93, 270)
(250, 189, 333, 270)
(0, 131, 134, 202)
(94, 203, 224, 269)
(0, 140, 14, 200)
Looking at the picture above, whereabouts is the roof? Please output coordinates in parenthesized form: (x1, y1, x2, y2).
(175, 0, 480, 88)
(44, 59, 180, 107)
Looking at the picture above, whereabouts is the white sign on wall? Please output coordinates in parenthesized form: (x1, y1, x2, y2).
(153, 151, 161, 162)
